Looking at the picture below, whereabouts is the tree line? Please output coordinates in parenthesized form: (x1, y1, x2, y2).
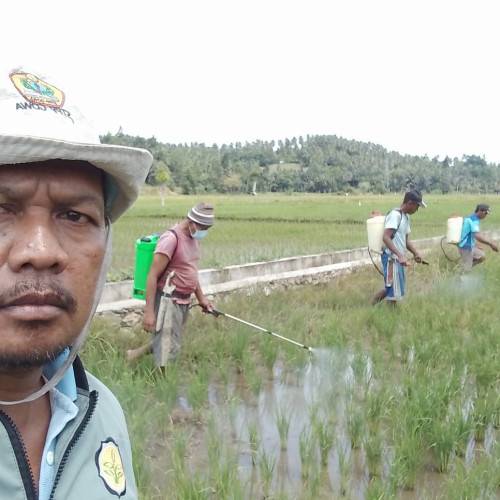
(101, 131, 500, 195)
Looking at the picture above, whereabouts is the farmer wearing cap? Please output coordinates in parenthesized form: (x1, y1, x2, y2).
(127, 203, 214, 371)
(371, 188, 426, 306)
(458, 203, 498, 271)
(0, 67, 152, 498)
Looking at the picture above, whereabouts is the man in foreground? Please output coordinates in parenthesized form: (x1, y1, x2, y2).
(371, 188, 426, 306)
(0, 67, 152, 498)
(458, 203, 498, 271)
(127, 203, 214, 372)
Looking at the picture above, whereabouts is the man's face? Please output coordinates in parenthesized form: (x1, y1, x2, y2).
(407, 201, 420, 214)
(0, 161, 106, 371)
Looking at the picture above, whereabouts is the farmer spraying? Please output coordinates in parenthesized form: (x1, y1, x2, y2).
(127, 203, 215, 372)
(458, 203, 498, 271)
(370, 188, 426, 306)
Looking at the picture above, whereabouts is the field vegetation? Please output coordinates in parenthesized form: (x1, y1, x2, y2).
(87, 193, 500, 499)
(109, 191, 499, 279)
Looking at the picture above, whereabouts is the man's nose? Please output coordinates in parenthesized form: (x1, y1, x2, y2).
(8, 215, 69, 272)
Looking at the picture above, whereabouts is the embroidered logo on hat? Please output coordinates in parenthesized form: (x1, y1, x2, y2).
(10, 71, 65, 108)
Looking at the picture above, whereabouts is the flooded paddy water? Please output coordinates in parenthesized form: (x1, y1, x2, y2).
(143, 342, 500, 499)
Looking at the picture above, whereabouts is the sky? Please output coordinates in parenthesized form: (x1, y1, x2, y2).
(3, 0, 500, 162)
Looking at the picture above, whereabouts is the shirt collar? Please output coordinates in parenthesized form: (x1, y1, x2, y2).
(42, 348, 78, 402)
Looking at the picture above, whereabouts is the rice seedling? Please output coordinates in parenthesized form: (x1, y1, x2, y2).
(260, 334, 279, 376)
(257, 448, 276, 498)
(471, 390, 499, 442)
(299, 425, 317, 481)
(363, 430, 385, 479)
(185, 363, 210, 420)
(275, 404, 292, 452)
(170, 429, 191, 473)
(247, 422, 260, 467)
(206, 414, 222, 469)
(427, 417, 457, 473)
(241, 356, 263, 396)
(346, 400, 365, 449)
(311, 414, 336, 467)
(390, 429, 423, 491)
(229, 325, 251, 372)
(336, 439, 351, 497)
(227, 397, 242, 441)
(443, 457, 499, 500)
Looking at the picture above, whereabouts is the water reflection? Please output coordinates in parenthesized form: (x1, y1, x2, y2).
(173, 346, 499, 499)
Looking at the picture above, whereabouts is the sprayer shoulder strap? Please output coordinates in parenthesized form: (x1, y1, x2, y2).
(165, 229, 178, 261)
(459, 216, 472, 246)
(386, 208, 404, 240)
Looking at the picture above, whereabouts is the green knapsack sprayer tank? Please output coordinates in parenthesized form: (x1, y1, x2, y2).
(132, 235, 160, 299)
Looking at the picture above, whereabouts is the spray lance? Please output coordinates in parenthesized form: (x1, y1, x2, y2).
(208, 308, 313, 353)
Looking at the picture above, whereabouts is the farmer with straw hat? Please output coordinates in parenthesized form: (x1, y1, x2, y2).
(127, 203, 215, 372)
(0, 65, 152, 498)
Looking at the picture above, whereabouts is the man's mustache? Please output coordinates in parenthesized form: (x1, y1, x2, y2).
(0, 279, 77, 312)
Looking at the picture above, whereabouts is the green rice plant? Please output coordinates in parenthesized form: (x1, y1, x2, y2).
(336, 440, 351, 497)
(153, 363, 181, 413)
(311, 415, 336, 467)
(257, 448, 276, 498)
(365, 387, 391, 435)
(170, 471, 212, 500)
(242, 356, 263, 395)
(300, 461, 323, 500)
(275, 404, 292, 452)
(299, 425, 317, 481)
(210, 451, 246, 500)
(390, 429, 423, 491)
(206, 414, 222, 470)
(186, 363, 210, 420)
(443, 457, 498, 500)
(260, 333, 279, 376)
(247, 422, 260, 467)
(470, 389, 499, 442)
(229, 326, 251, 372)
(346, 401, 365, 449)
(365, 474, 398, 500)
(427, 418, 457, 473)
(171, 429, 191, 473)
(363, 430, 384, 479)
(227, 397, 242, 441)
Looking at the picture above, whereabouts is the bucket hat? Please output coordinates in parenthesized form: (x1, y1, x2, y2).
(0, 66, 153, 222)
(187, 202, 215, 226)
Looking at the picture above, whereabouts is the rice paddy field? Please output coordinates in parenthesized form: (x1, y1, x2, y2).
(109, 191, 499, 279)
(84, 192, 500, 499)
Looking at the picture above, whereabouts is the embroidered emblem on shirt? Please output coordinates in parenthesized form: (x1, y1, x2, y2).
(95, 438, 127, 497)
(10, 71, 65, 108)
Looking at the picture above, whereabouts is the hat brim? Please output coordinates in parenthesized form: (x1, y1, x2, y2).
(0, 135, 152, 222)
(418, 201, 427, 208)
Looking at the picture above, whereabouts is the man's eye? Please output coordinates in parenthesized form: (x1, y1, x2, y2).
(62, 211, 88, 223)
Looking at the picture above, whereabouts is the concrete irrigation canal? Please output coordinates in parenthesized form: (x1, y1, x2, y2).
(98, 234, 460, 314)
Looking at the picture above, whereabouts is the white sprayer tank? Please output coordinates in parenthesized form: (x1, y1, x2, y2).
(446, 215, 463, 244)
(366, 215, 386, 253)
